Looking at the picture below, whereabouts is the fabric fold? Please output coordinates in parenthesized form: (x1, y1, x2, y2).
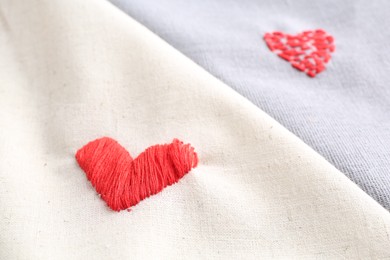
(0, 0, 389, 258)
(109, 0, 390, 210)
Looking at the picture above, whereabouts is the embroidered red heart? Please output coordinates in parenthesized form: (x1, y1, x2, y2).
(264, 29, 335, 77)
(75, 137, 198, 211)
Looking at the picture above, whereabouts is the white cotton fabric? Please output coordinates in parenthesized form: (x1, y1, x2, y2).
(0, 0, 389, 259)
(109, 0, 390, 210)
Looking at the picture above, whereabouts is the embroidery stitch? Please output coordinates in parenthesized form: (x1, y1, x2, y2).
(75, 137, 198, 211)
(264, 29, 335, 77)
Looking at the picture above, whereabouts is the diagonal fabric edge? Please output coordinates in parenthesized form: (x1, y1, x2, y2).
(109, 0, 390, 211)
(0, 0, 389, 258)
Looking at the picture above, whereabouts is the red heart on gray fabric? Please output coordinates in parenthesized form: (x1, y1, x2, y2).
(264, 29, 335, 77)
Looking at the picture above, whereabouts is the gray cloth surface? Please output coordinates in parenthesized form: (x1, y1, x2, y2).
(109, 0, 390, 209)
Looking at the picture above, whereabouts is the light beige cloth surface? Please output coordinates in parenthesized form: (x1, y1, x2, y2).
(0, 0, 389, 259)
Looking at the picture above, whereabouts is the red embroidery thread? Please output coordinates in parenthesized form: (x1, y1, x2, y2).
(75, 137, 198, 211)
(264, 29, 335, 77)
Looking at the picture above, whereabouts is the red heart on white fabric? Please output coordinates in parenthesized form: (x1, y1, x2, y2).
(75, 137, 198, 211)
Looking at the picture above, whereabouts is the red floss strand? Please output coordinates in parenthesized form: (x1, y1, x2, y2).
(75, 137, 198, 211)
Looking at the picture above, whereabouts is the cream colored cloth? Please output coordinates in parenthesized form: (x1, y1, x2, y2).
(0, 0, 389, 259)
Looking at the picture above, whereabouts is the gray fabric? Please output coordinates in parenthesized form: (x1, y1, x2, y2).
(109, 0, 390, 209)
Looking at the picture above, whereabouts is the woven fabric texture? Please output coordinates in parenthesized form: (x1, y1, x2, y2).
(110, 0, 390, 210)
(1, 0, 390, 258)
